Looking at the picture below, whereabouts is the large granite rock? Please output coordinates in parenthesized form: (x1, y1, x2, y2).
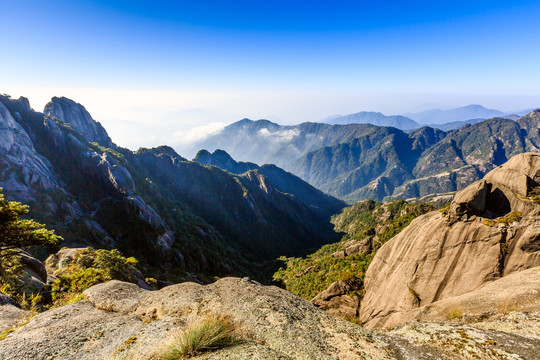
(360, 153, 540, 328)
(0, 98, 63, 205)
(398, 266, 540, 324)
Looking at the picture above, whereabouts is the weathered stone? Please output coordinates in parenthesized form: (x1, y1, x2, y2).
(311, 280, 360, 318)
(360, 153, 540, 328)
(19, 252, 47, 284)
(0, 278, 396, 360)
(398, 266, 540, 324)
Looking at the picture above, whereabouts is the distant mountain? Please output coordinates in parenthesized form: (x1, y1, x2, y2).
(0, 94, 345, 282)
(193, 149, 259, 174)
(324, 111, 420, 130)
(193, 149, 345, 219)
(295, 114, 540, 202)
(406, 105, 506, 124)
(426, 118, 487, 131)
(512, 108, 540, 116)
(193, 113, 540, 203)
(192, 119, 387, 170)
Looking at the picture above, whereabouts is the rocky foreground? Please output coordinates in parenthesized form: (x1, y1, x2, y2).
(1, 276, 539, 359)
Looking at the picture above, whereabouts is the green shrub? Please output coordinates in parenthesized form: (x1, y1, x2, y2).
(439, 202, 451, 216)
(483, 212, 523, 227)
(409, 288, 421, 306)
(157, 315, 237, 359)
(528, 186, 540, 203)
(0, 188, 61, 306)
(51, 247, 142, 306)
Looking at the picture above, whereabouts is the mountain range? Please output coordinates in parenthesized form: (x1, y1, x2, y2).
(323, 105, 524, 131)
(0, 94, 344, 281)
(194, 110, 540, 203)
(2, 94, 540, 359)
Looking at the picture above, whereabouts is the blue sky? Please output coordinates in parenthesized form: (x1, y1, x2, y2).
(2, 0, 540, 151)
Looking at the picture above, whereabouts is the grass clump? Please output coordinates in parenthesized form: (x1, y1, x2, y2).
(0, 328, 15, 341)
(483, 211, 523, 227)
(447, 308, 464, 320)
(409, 288, 421, 306)
(527, 186, 540, 204)
(157, 315, 237, 359)
(439, 202, 451, 217)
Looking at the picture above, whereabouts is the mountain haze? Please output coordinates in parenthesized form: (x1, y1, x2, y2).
(325, 111, 420, 130)
(406, 104, 507, 124)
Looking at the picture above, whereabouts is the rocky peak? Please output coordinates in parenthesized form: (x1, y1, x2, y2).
(449, 152, 540, 222)
(17, 96, 31, 112)
(43, 97, 113, 147)
(193, 148, 258, 174)
(360, 153, 540, 328)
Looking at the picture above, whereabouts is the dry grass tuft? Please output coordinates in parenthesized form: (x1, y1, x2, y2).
(446, 308, 464, 320)
(156, 315, 238, 359)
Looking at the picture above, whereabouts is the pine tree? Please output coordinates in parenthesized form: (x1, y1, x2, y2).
(0, 188, 62, 275)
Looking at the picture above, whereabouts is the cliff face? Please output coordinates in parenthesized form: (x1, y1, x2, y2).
(360, 153, 540, 328)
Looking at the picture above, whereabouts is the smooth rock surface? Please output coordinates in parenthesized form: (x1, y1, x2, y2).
(361, 153, 540, 328)
(0, 278, 396, 360)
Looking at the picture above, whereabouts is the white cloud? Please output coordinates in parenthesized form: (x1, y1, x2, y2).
(170, 122, 226, 143)
(257, 128, 300, 142)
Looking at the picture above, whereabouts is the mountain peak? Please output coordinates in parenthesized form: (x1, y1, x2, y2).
(44, 97, 113, 147)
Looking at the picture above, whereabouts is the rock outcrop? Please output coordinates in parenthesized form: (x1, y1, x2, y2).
(0, 97, 64, 206)
(0, 278, 395, 360)
(397, 266, 540, 324)
(311, 280, 361, 318)
(43, 97, 113, 147)
(360, 153, 540, 328)
(0, 93, 348, 280)
(1, 278, 538, 359)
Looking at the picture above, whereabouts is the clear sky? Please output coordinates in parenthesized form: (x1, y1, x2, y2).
(2, 0, 540, 151)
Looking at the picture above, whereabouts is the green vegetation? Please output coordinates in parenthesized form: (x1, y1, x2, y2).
(0, 328, 16, 341)
(50, 247, 142, 307)
(483, 212, 523, 227)
(0, 188, 61, 302)
(527, 186, 540, 204)
(89, 142, 126, 164)
(439, 202, 451, 217)
(273, 199, 434, 300)
(48, 116, 88, 143)
(156, 315, 237, 359)
(0, 188, 145, 309)
(409, 288, 421, 306)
